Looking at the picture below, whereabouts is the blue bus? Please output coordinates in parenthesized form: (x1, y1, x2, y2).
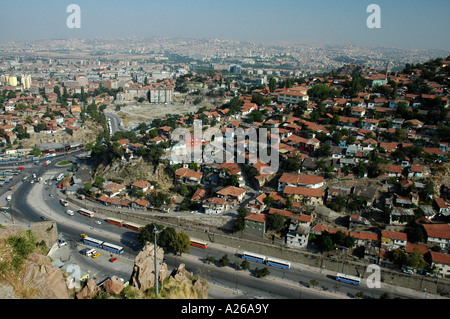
(83, 236, 124, 254)
(241, 251, 266, 263)
(266, 257, 291, 270)
(101, 242, 124, 254)
(83, 236, 104, 248)
(335, 273, 361, 286)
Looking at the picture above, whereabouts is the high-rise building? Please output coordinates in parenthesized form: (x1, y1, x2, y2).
(21, 75, 31, 89)
(6, 75, 18, 86)
(229, 64, 242, 74)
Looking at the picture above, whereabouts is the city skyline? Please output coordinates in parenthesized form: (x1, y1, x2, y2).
(0, 0, 449, 51)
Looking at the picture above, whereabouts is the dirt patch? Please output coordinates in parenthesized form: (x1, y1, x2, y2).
(111, 102, 203, 129)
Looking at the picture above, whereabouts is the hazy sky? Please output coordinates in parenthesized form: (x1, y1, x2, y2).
(1, 0, 449, 50)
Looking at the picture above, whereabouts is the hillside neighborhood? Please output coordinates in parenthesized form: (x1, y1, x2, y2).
(1, 55, 450, 281)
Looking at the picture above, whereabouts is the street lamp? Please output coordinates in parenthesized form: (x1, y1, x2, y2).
(153, 225, 161, 297)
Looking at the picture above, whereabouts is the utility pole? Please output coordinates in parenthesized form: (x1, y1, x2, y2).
(153, 225, 160, 297)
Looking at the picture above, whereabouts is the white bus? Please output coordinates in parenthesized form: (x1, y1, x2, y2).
(335, 273, 361, 286)
(266, 257, 291, 270)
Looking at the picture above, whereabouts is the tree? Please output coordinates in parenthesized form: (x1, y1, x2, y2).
(136, 223, 164, 246)
(269, 77, 277, 93)
(169, 231, 191, 256)
(31, 147, 42, 157)
(318, 231, 335, 252)
(267, 213, 285, 232)
(219, 254, 230, 267)
(234, 207, 248, 232)
(309, 279, 320, 288)
(255, 267, 270, 278)
(83, 182, 92, 194)
(240, 259, 250, 271)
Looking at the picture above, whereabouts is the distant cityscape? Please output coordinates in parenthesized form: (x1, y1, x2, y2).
(0, 37, 448, 75)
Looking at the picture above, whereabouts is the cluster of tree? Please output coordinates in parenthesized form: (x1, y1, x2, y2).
(307, 84, 341, 101)
(310, 230, 356, 252)
(390, 248, 427, 271)
(136, 223, 191, 256)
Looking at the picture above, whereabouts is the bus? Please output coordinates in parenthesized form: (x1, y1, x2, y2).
(241, 251, 266, 264)
(190, 238, 208, 249)
(106, 217, 124, 226)
(335, 273, 361, 286)
(83, 236, 104, 248)
(266, 257, 291, 270)
(123, 221, 143, 232)
(78, 208, 94, 218)
(101, 242, 124, 254)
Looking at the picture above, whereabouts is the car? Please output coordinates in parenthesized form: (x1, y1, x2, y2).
(91, 253, 100, 258)
(58, 240, 67, 247)
(49, 194, 53, 198)
(109, 257, 117, 263)
(402, 267, 414, 275)
(95, 220, 101, 225)
(40, 216, 47, 221)
(80, 233, 87, 238)
(66, 210, 74, 216)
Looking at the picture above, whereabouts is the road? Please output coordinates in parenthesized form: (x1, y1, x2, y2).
(0, 152, 434, 299)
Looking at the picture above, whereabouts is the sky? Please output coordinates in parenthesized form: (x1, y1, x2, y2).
(0, 0, 449, 51)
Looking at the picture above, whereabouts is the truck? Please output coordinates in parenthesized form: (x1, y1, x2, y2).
(85, 249, 97, 257)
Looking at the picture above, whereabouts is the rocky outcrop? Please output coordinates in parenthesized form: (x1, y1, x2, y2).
(129, 242, 168, 292)
(76, 278, 100, 299)
(170, 263, 210, 298)
(19, 253, 69, 299)
(103, 276, 124, 295)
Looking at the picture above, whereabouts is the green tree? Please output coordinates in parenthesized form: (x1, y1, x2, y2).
(219, 254, 230, 267)
(240, 259, 250, 271)
(234, 207, 248, 232)
(269, 77, 277, 93)
(169, 231, 191, 256)
(31, 147, 42, 157)
(136, 223, 164, 246)
(267, 213, 285, 232)
(255, 267, 270, 278)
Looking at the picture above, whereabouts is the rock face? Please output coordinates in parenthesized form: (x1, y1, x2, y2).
(170, 263, 210, 298)
(76, 278, 100, 299)
(103, 276, 124, 295)
(129, 242, 168, 292)
(20, 253, 69, 299)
